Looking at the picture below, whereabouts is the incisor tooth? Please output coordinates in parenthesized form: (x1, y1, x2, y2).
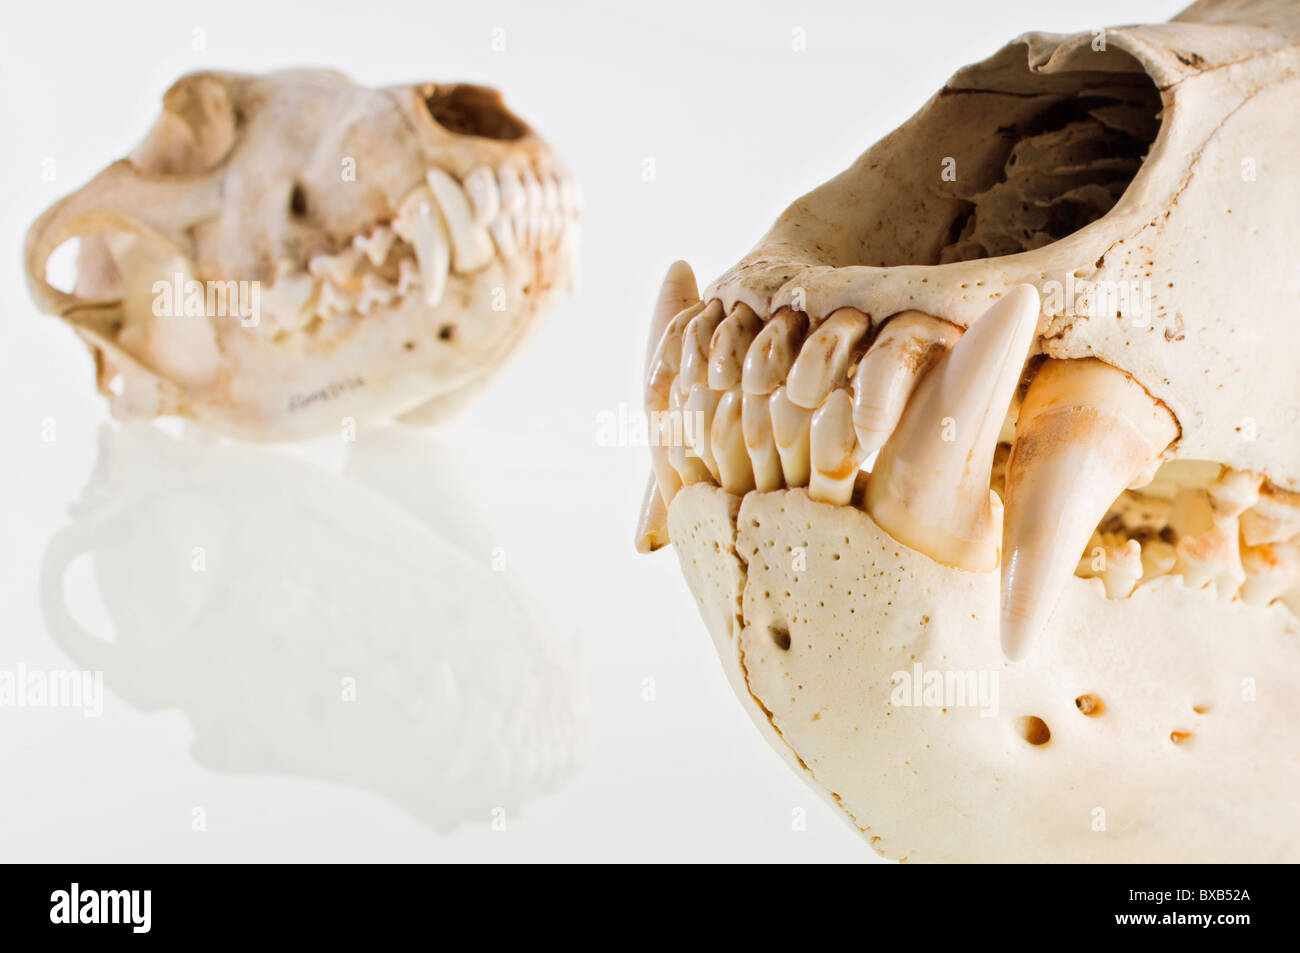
(464, 166, 501, 226)
(1240, 483, 1300, 546)
(308, 246, 361, 285)
(809, 389, 864, 505)
(684, 384, 721, 480)
(426, 168, 495, 272)
(708, 304, 762, 391)
(770, 385, 812, 488)
(867, 285, 1040, 574)
(677, 300, 725, 396)
(1000, 356, 1178, 660)
(786, 308, 870, 409)
(851, 311, 961, 456)
(742, 392, 783, 491)
(742, 309, 808, 395)
(712, 388, 755, 494)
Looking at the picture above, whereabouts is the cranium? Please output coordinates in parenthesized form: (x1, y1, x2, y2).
(636, 0, 1300, 861)
(24, 69, 579, 441)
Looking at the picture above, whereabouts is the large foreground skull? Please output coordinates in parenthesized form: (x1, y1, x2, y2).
(636, 0, 1300, 861)
(25, 70, 579, 441)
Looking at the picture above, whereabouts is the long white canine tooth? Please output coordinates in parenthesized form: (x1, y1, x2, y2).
(770, 385, 812, 488)
(354, 225, 396, 267)
(426, 168, 495, 272)
(809, 389, 864, 505)
(1240, 483, 1300, 546)
(851, 311, 961, 456)
(711, 388, 755, 495)
(1000, 355, 1178, 660)
(1240, 541, 1300, 606)
(635, 473, 672, 554)
(683, 384, 721, 481)
(742, 309, 808, 395)
(307, 246, 362, 285)
(395, 189, 451, 306)
(708, 303, 762, 391)
(786, 308, 870, 409)
(646, 261, 699, 378)
(676, 300, 725, 396)
(357, 274, 396, 314)
(867, 285, 1040, 576)
(742, 392, 783, 491)
(464, 166, 501, 226)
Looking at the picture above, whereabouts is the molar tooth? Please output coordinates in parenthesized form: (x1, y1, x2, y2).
(742, 392, 783, 491)
(999, 355, 1178, 660)
(683, 384, 721, 481)
(1175, 517, 1246, 597)
(354, 226, 395, 267)
(711, 388, 755, 495)
(676, 300, 725, 396)
(708, 303, 762, 391)
(464, 166, 501, 226)
(769, 385, 812, 488)
(809, 389, 864, 506)
(1140, 539, 1178, 580)
(357, 274, 396, 314)
(786, 308, 870, 409)
(850, 311, 961, 456)
(426, 168, 495, 272)
(1240, 483, 1300, 546)
(1240, 541, 1300, 606)
(742, 309, 808, 395)
(867, 285, 1040, 576)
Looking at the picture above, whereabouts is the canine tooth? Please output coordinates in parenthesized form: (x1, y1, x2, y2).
(867, 285, 1040, 575)
(1000, 356, 1178, 659)
(464, 166, 501, 226)
(684, 384, 722, 480)
(770, 385, 813, 488)
(411, 201, 451, 306)
(1240, 483, 1300, 546)
(397, 258, 420, 296)
(357, 274, 396, 314)
(809, 389, 864, 505)
(1240, 542, 1300, 606)
(635, 473, 672, 554)
(645, 302, 704, 414)
(787, 308, 870, 409)
(708, 304, 762, 391)
(712, 388, 755, 494)
(354, 226, 395, 267)
(307, 246, 362, 285)
(742, 309, 808, 395)
(677, 300, 725, 396)
(850, 311, 961, 456)
(1175, 517, 1246, 596)
(426, 168, 495, 272)
(742, 392, 783, 491)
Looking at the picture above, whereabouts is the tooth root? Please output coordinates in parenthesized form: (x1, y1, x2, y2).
(742, 309, 808, 395)
(645, 302, 704, 414)
(708, 304, 762, 391)
(999, 355, 1178, 660)
(1240, 483, 1300, 546)
(711, 388, 755, 495)
(1175, 517, 1246, 597)
(646, 261, 700, 379)
(426, 169, 495, 272)
(683, 384, 721, 481)
(1240, 542, 1300, 606)
(743, 392, 783, 492)
(669, 386, 713, 485)
(851, 311, 961, 456)
(676, 300, 725, 396)
(786, 308, 870, 409)
(867, 285, 1041, 576)
(770, 385, 812, 488)
(464, 166, 501, 226)
(635, 472, 672, 553)
(809, 389, 864, 506)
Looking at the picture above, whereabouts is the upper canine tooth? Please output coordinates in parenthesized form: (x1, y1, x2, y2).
(999, 356, 1178, 660)
(786, 308, 870, 409)
(866, 285, 1040, 575)
(395, 190, 451, 307)
(850, 311, 961, 456)
(809, 388, 864, 506)
(1240, 483, 1300, 546)
(426, 169, 495, 272)
(742, 309, 808, 395)
(708, 303, 762, 391)
(464, 166, 501, 226)
(677, 300, 725, 396)
(769, 385, 813, 488)
(743, 392, 783, 491)
(711, 388, 755, 494)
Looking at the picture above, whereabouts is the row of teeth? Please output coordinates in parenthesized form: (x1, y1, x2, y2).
(641, 266, 1300, 660)
(260, 165, 582, 330)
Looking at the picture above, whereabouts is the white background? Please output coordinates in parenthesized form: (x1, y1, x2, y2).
(0, 0, 1185, 862)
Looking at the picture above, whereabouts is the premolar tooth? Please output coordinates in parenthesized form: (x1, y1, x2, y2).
(786, 308, 870, 409)
(1000, 355, 1178, 660)
(677, 300, 725, 396)
(357, 275, 396, 314)
(1240, 542, 1300, 606)
(809, 389, 864, 505)
(850, 311, 961, 456)
(742, 309, 808, 395)
(426, 169, 495, 272)
(1095, 540, 1143, 599)
(397, 258, 420, 296)
(769, 385, 812, 488)
(708, 304, 762, 391)
(1240, 483, 1300, 546)
(1208, 467, 1262, 521)
(354, 226, 395, 267)
(316, 281, 353, 317)
(464, 166, 501, 226)
(743, 392, 783, 491)
(307, 246, 362, 285)
(683, 384, 721, 480)
(867, 285, 1040, 575)
(1175, 517, 1246, 597)
(711, 388, 755, 495)
(1140, 539, 1178, 579)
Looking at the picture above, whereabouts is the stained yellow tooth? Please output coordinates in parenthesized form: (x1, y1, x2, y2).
(677, 300, 725, 396)
(644, 303, 702, 415)
(742, 309, 808, 395)
(867, 285, 1041, 576)
(770, 385, 812, 488)
(786, 308, 870, 409)
(851, 311, 960, 456)
(426, 168, 494, 272)
(809, 389, 864, 505)
(743, 392, 783, 491)
(708, 304, 762, 391)
(684, 384, 722, 480)
(1000, 355, 1178, 660)
(668, 386, 713, 485)
(710, 388, 755, 495)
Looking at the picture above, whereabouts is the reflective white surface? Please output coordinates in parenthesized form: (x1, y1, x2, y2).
(0, 0, 1181, 862)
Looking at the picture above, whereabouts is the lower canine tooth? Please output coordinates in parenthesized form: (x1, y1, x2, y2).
(742, 309, 808, 395)
(426, 169, 495, 272)
(1000, 356, 1178, 660)
(770, 385, 813, 488)
(809, 389, 864, 505)
(708, 304, 762, 391)
(743, 392, 783, 491)
(867, 285, 1040, 574)
(786, 308, 870, 409)
(711, 388, 755, 494)
(677, 300, 725, 396)
(851, 311, 961, 456)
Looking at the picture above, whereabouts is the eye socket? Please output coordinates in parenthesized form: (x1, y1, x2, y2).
(289, 183, 309, 217)
(420, 85, 528, 141)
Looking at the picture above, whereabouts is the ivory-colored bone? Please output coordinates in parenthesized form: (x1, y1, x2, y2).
(809, 389, 864, 505)
(786, 308, 870, 409)
(742, 309, 807, 395)
(708, 304, 762, 391)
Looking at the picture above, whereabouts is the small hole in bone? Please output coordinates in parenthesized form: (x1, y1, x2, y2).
(289, 183, 309, 217)
(770, 626, 792, 651)
(1170, 730, 1192, 744)
(437, 324, 455, 341)
(1015, 716, 1051, 746)
(1075, 694, 1104, 716)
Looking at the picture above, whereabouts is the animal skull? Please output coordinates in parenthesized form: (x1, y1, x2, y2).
(25, 69, 580, 441)
(636, 0, 1300, 861)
